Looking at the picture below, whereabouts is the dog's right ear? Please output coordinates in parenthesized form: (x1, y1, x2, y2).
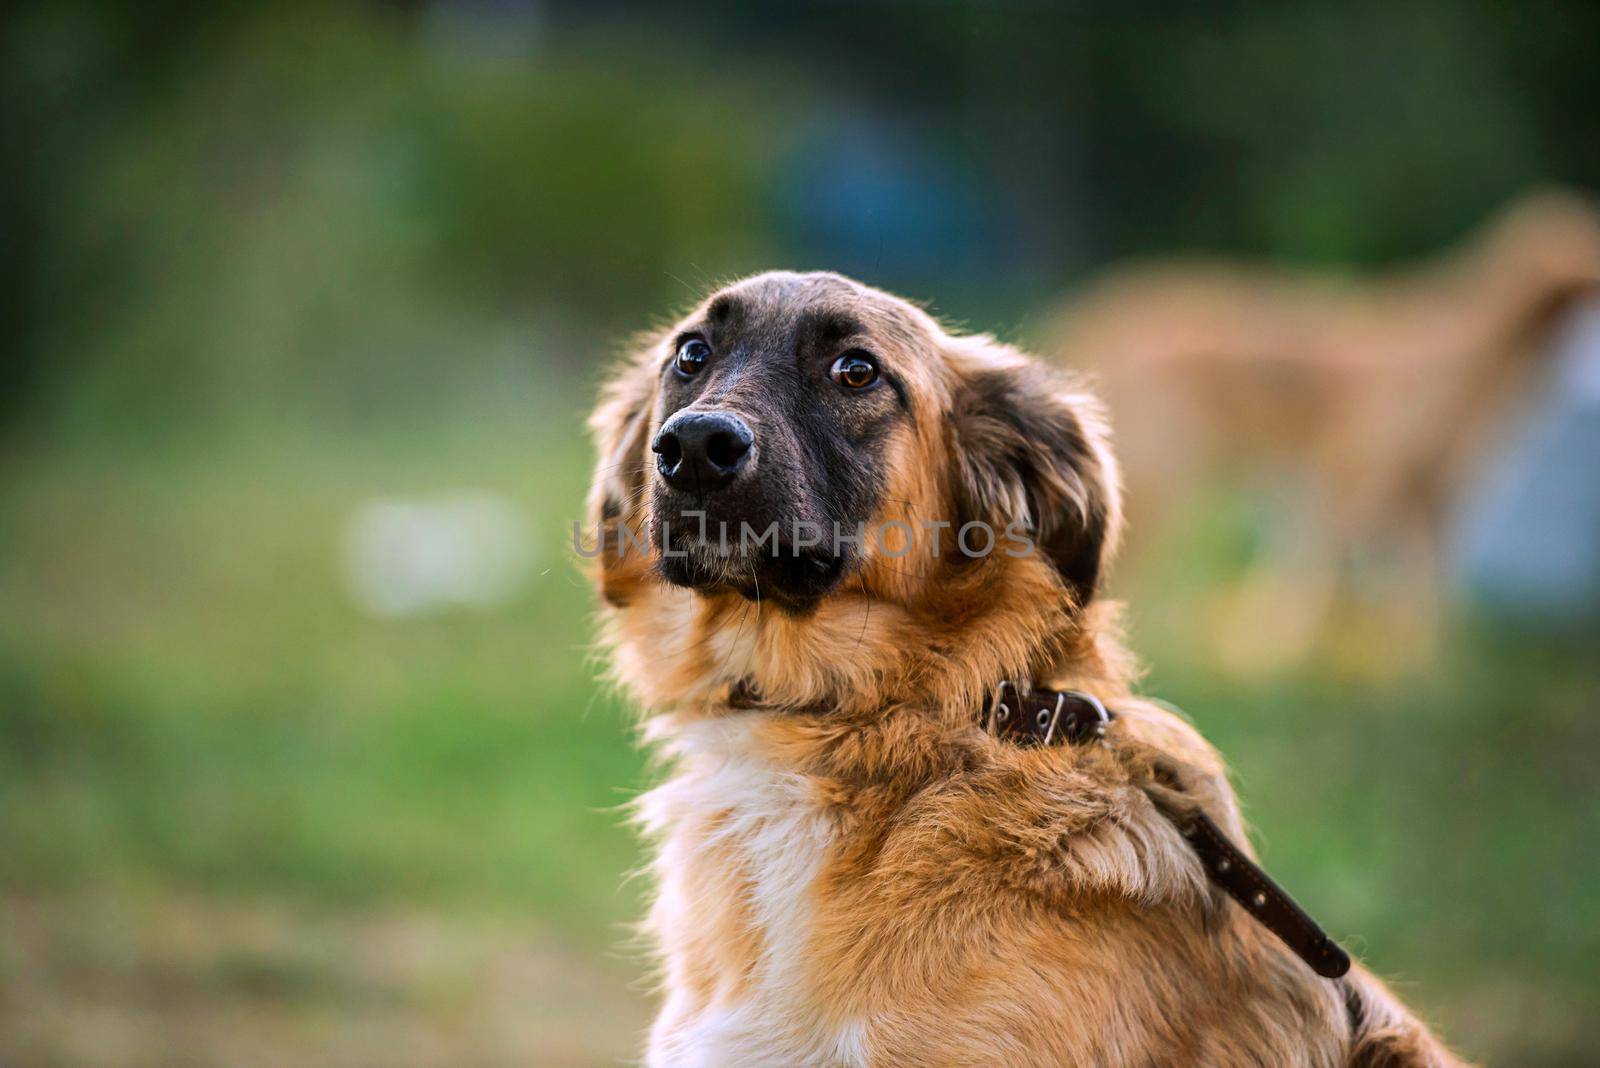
(586, 331, 664, 530)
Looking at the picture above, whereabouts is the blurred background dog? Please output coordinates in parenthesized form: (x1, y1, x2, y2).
(3, 4, 1598, 1066)
(1055, 190, 1600, 674)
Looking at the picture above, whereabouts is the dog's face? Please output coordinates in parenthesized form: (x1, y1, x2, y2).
(646, 273, 914, 610)
(588, 271, 1122, 703)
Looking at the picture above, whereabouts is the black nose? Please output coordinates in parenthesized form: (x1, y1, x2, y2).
(653, 411, 754, 493)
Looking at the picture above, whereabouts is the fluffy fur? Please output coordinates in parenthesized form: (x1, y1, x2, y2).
(586, 271, 1465, 1066)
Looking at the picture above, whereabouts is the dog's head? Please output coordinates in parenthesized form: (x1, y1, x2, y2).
(587, 271, 1123, 709)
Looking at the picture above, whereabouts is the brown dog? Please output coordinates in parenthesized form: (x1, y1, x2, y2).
(1051, 190, 1600, 672)
(585, 271, 1466, 1066)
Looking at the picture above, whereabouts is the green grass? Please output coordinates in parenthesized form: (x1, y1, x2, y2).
(0, 404, 648, 939)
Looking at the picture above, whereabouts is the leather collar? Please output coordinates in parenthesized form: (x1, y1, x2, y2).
(985, 680, 1112, 746)
(986, 681, 1351, 980)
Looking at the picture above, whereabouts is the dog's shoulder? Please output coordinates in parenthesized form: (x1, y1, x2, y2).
(766, 697, 1237, 913)
(1102, 695, 1250, 843)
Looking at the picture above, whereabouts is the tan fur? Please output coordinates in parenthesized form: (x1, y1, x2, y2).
(588, 272, 1466, 1066)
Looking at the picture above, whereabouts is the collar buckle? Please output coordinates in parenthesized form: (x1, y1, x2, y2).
(1061, 688, 1110, 744)
(986, 683, 1112, 747)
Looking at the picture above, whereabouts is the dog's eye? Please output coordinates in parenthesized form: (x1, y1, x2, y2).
(674, 337, 711, 377)
(830, 351, 879, 390)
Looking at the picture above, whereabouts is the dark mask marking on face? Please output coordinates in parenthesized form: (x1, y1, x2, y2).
(650, 277, 906, 613)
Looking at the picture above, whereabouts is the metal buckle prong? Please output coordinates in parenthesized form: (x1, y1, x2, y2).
(1042, 691, 1067, 745)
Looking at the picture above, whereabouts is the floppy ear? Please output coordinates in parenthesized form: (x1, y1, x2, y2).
(586, 331, 664, 530)
(949, 344, 1122, 606)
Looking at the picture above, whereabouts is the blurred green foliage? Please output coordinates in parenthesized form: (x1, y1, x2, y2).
(0, 423, 644, 931)
(2, 2, 1598, 1064)
(8, 3, 1600, 436)
(6, 4, 786, 437)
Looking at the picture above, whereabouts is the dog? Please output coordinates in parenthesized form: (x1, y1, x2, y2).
(585, 271, 1466, 1066)
(1049, 190, 1600, 673)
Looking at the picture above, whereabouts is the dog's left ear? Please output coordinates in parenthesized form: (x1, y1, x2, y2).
(948, 344, 1122, 606)
(586, 330, 664, 530)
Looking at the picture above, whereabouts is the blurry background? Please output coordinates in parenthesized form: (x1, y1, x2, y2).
(3, 2, 1598, 1065)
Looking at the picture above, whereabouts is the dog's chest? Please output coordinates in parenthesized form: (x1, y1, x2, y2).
(641, 722, 870, 1067)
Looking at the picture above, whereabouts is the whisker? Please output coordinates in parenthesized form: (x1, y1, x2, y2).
(853, 595, 872, 655)
(712, 600, 754, 682)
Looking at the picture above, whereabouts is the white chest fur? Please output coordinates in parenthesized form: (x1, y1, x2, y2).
(638, 718, 869, 1067)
